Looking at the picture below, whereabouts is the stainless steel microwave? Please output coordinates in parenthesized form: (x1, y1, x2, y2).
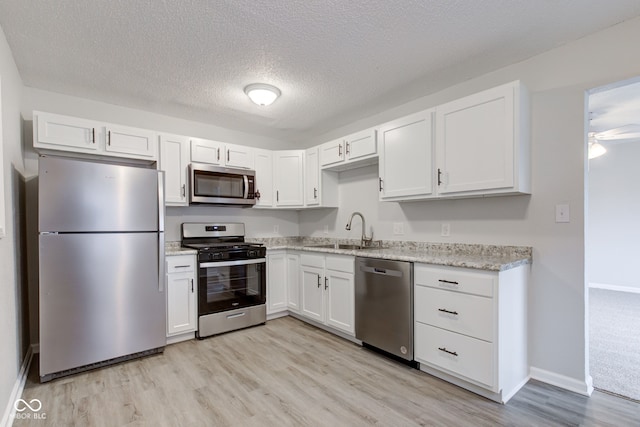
(189, 163, 256, 206)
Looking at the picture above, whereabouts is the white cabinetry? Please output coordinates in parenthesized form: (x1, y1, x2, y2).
(413, 263, 528, 403)
(267, 250, 288, 315)
(254, 149, 274, 207)
(267, 250, 300, 315)
(190, 138, 254, 169)
(33, 111, 159, 161)
(166, 255, 197, 342)
(378, 109, 435, 201)
(435, 80, 530, 197)
(300, 253, 355, 335)
(274, 150, 305, 207)
(159, 134, 190, 206)
(305, 147, 338, 208)
(319, 128, 378, 171)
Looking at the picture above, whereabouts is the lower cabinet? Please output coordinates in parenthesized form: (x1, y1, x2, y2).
(413, 263, 528, 403)
(267, 250, 289, 315)
(300, 253, 355, 336)
(166, 255, 197, 341)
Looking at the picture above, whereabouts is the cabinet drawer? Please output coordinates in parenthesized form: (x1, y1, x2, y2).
(325, 255, 354, 273)
(167, 255, 195, 273)
(415, 286, 493, 342)
(415, 322, 494, 388)
(415, 264, 495, 297)
(300, 253, 325, 269)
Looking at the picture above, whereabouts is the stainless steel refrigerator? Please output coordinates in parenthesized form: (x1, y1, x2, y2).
(38, 156, 166, 382)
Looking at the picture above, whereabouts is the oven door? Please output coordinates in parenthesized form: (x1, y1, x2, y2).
(189, 163, 256, 205)
(198, 258, 266, 314)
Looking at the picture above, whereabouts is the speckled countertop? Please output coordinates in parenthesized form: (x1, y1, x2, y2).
(165, 238, 531, 271)
(250, 237, 532, 272)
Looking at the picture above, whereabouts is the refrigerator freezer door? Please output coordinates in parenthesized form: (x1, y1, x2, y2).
(39, 232, 165, 377)
(39, 156, 160, 233)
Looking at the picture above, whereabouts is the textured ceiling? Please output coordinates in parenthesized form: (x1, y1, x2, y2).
(2, 1, 640, 143)
(589, 79, 640, 144)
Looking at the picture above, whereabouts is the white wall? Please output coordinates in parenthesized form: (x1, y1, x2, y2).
(0, 22, 25, 426)
(587, 142, 640, 291)
(301, 16, 640, 390)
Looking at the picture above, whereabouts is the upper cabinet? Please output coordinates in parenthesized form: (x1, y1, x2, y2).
(33, 111, 158, 161)
(254, 149, 274, 207)
(378, 109, 435, 201)
(190, 138, 254, 169)
(274, 150, 305, 207)
(305, 147, 338, 208)
(435, 81, 530, 197)
(378, 80, 530, 202)
(159, 134, 190, 206)
(319, 128, 378, 171)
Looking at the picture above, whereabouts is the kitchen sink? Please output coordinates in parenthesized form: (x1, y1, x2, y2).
(304, 243, 382, 250)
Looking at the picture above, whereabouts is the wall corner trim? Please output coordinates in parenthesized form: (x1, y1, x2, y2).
(0, 346, 34, 427)
(530, 366, 594, 396)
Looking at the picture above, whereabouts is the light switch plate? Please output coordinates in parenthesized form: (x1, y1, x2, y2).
(393, 222, 404, 235)
(273, 224, 280, 233)
(441, 223, 451, 237)
(555, 204, 570, 223)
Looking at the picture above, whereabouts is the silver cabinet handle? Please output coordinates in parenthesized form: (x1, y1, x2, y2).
(379, 177, 383, 192)
(181, 184, 186, 198)
(107, 130, 111, 146)
(227, 149, 230, 163)
(438, 308, 458, 315)
(191, 278, 194, 292)
(217, 147, 220, 161)
(346, 141, 350, 155)
(317, 274, 321, 288)
(438, 279, 459, 285)
(276, 190, 279, 202)
(324, 276, 328, 290)
(438, 347, 458, 357)
(338, 143, 342, 157)
(91, 128, 96, 144)
(314, 187, 318, 199)
(174, 265, 190, 268)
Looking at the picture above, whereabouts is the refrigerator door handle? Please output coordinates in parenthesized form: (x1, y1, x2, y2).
(158, 232, 165, 292)
(158, 171, 165, 232)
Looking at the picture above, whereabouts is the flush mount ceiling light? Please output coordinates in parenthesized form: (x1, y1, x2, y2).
(587, 133, 607, 159)
(244, 83, 281, 106)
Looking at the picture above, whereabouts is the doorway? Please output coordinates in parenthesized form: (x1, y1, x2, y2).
(586, 77, 640, 402)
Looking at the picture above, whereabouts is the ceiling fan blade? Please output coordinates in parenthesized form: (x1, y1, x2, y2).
(594, 124, 640, 141)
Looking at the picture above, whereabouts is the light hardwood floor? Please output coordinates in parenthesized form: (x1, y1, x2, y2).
(14, 316, 640, 426)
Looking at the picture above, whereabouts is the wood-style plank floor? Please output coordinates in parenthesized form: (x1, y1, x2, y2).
(14, 317, 640, 426)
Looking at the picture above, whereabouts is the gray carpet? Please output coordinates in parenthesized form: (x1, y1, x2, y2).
(589, 288, 640, 402)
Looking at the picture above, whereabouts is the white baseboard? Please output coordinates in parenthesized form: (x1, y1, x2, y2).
(530, 367, 594, 396)
(1, 346, 34, 427)
(589, 282, 640, 294)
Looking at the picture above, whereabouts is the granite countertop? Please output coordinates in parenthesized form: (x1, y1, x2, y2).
(251, 237, 532, 272)
(165, 242, 197, 256)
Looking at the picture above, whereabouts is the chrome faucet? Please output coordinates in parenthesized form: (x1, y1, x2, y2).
(346, 211, 373, 247)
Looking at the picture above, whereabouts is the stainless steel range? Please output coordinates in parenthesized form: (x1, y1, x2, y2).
(181, 223, 266, 338)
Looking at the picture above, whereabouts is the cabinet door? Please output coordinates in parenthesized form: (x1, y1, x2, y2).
(274, 150, 304, 206)
(287, 253, 300, 312)
(166, 272, 197, 336)
(325, 269, 355, 335)
(254, 149, 274, 207)
(319, 139, 344, 167)
(305, 147, 320, 206)
(301, 266, 324, 323)
(225, 143, 254, 169)
(267, 252, 288, 314)
(345, 128, 377, 161)
(160, 134, 190, 206)
(105, 124, 158, 159)
(379, 109, 435, 200)
(35, 112, 101, 153)
(191, 138, 222, 165)
(435, 83, 515, 195)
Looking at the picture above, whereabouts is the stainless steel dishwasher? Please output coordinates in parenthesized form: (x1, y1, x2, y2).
(355, 257, 414, 362)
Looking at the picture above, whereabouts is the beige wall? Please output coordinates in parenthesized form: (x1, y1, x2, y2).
(0, 21, 25, 425)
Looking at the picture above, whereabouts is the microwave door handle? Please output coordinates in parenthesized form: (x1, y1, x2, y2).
(243, 175, 249, 199)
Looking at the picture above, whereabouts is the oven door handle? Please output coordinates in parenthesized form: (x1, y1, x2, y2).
(199, 258, 266, 268)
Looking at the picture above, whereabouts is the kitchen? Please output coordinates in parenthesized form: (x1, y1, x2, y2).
(2, 2, 640, 426)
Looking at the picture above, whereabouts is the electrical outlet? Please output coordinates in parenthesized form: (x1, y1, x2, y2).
(441, 223, 451, 237)
(393, 222, 404, 235)
(555, 204, 570, 223)
(323, 225, 329, 234)
(273, 225, 279, 233)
